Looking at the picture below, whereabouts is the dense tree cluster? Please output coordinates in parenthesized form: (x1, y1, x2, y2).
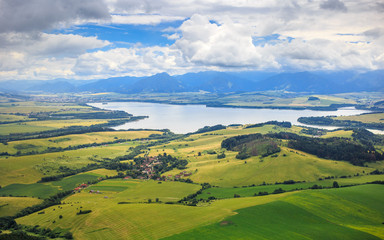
(221, 133, 280, 159)
(267, 132, 384, 166)
(245, 121, 292, 129)
(298, 116, 384, 130)
(194, 124, 226, 134)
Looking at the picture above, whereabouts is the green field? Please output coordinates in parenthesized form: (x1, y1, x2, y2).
(0, 170, 118, 198)
(0, 130, 161, 155)
(0, 140, 144, 186)
(336, 113, 384, 123)
(0, 197, 42, 217)
(165, 185, 384, 240)
(197, 174, 384, 200)
(16, 184, 384, 239)
(2, 97, 384, 239)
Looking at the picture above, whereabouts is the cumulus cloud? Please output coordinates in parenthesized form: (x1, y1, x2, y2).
(73, 46, 186, 78)
(0, 33, 109, 79)
(0, 0, 110, 33)
(174, 14, 278, 69)
(1, 0, 383, 80)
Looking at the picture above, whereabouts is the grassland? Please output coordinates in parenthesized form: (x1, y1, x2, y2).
(197, 174, 384, 200)
(16, 180, 292, 240)
(0, 114, 30, 123)
(165, 184, 384, 240)
(2, 97, 384, 239)
(0, 197, 42, 217)
(336, 113, 384, 123)
(149, 125, 376, 187)
(0, 130, 161, 155)
(0, 138, 150, 186)
(0, 123, 56, 135)
(0, 169, 119, 198)
(16, 183, 384, 240)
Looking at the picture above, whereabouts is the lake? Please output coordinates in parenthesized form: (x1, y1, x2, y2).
(89, 102, 373, 134)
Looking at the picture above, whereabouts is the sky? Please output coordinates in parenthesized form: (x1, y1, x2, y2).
(0, 0, 383, 80)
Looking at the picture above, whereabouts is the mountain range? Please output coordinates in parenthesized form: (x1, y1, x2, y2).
(1, 70, 383, 94)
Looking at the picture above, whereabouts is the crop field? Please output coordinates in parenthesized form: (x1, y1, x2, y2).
(0, 130, 161, 155)
(322, 129, 353, 138)
(0, 114, 30, 123)
(0, 140, 143, 186)
(16, 180, 292, 240)
(197, 174, 384, 200)
(142, 125, 378, 187)
(0, 101, 90, 114)
(16, 184, 384, 240)
(2, 98, 384, 239)
(336, 113, 384, 123)
(0, 197, 42, 217)
(0, 123, 56, 135)
(165, 184, 384, 240)
(222, 94, 356, 108)
(161, 145, 372, 187)
(0, 169, 118, 198)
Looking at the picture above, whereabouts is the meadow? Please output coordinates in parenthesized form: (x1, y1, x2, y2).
(0, 169, 118, 199)
(0, 130, 161, 155)
(0, 197, 42, 217)
(336, 113, 384, 123)
(1, 97, 384, 239)
(165, 184, 384, 240)
(152, 125, 374, 187)
(16, 183, 384, 240)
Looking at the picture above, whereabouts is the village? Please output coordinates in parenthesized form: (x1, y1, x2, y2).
(73, 155, 193, 193)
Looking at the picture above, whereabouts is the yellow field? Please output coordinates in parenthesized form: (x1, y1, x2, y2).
(0, 197, 42, 217)
(87, 169, 119, 177)
(0, 114, 30, 122)
(322, 130, 353, 138)
(336, 113, 384, 123)
(27, 119, 109, 128)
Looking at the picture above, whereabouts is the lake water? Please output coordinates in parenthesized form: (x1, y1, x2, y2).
(89, 102, 374, 134)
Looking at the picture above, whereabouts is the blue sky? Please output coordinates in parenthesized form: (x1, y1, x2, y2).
(0, 0, 383, 80)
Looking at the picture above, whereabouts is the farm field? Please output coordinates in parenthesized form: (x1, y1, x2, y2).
(165, 184, 384, 240)
(16, 180, 292, 240)
(1, 97, 384, 239)
(0, 197, 42, 217)
(0, 169, 119, 199)
(197, 174, 384, 200)
(336, 113, 384, 123)
(152, 125, 376, 187)
(0, 130, 161, 155)
(0, 139, 147, 186)
(16, 184, 384, 240)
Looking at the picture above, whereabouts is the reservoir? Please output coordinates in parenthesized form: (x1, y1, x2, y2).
(89, 102, 372, 134)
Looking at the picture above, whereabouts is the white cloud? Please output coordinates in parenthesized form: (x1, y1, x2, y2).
(174, 14, 279, 69)
(1, 0, 384, 80)
(72, 46, 187, 78)
(0, 33, 110, 80)
(111, 14, 184, 25)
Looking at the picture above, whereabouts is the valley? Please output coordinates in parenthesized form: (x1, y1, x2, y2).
(0, 93, 384, 239)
